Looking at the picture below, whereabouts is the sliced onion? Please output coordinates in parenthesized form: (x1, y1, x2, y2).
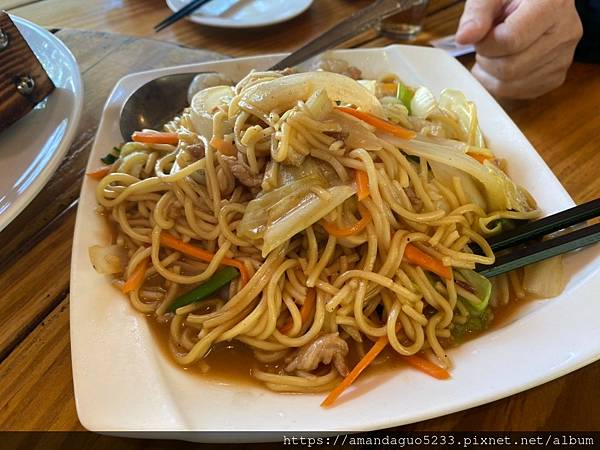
(190, 85, 235, 140)
(382, 134, 534, 212)
(410, 86, 437, 119)
(429, 161, 487, 210)
(89, 245, 127, 274)
(238, 175, 324, 241)
(262, 184, 356, 256)
(523, 256, 567, 298)
(238, 159, 356, 257)
(332, 110, 382, 151)
(305, 88, 334, 121)
(357, 79, 377, 95)
(187, 73, 233, 104)
(438, 89, 485, 148)
(231, 71, 385, 119)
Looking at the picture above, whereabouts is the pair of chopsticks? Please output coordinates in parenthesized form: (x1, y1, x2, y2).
(475, 198, 600, 278)
(155, 0, 213, 32)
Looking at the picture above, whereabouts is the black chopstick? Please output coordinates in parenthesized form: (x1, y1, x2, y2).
(486, 198, 600, 252)
(475, 221, 600, 278)
(154, 0, 213, 32)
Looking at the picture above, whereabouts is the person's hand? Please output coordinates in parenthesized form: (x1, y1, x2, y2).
(456, 0, 583, 99)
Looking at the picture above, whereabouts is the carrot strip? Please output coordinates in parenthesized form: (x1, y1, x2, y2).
(86, 165, 111, 180)
(405, 355, 450, 380)
(159, 233, 250, 286)
(404, 243, 452, 280)
(209, 136, 237, 156)
(322, 210, 371, 237)
(321, 334, 389, 408)
(279, 288, 316, 334)
(132, 131, 179, 145)
(336, 106, 416, 140)
(380, 82, 398, 96)
(467, 151, 489, 164)
(322, 320, 450, 407)
(355, 169, 370, 201)
(122, 258, 148, 294)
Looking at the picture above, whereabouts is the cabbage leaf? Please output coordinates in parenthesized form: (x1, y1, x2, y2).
(382, 134, 534, 213)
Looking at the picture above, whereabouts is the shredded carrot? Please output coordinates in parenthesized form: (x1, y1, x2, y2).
(132, 131, 179, 145)
(380, 82, 398, 96)
(336, 106, 416, 140)
(122, 258, 148, 294)
(86, 165, 111, 180)
(279, 288, 316, 334)
(355, 169, 370, 201)
(159, 233, 250, 286)
(321, 334, 390, 407)
(405, 355, 450, 380)
(467, 151, 489, 164)
(322, 209, 371, 237)
(404, 243, 452, 280)
(209, 136, 237, 156)
(322, 321, 450, 407)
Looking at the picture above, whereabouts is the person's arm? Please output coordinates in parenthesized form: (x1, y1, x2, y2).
(456, 0, 583, 99)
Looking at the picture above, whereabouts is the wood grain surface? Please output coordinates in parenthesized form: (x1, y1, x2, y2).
(1, 0, 599, 442)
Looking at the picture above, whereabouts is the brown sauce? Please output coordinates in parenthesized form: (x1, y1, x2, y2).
(147, 294, 541, 389)
(147, 317, 263, 387)
(451, 294, 543, 346)
(147, 314, 451, 388)
(489, 295, 535, 328)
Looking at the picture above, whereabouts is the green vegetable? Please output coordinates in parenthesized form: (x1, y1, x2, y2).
(495, 218, 518, 233)
(410, 86, 437, 119)
(100, 146, 121, 165)
(451, 307, 494, 339)
(457, 269, 491, 313)
(451, 270, 494, 340)
(167, 266, 239, 312)
(396, 83, 414, 113)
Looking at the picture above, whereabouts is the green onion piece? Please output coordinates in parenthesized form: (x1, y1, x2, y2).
(101, 153, 117, 165)
(406, 154, 420, 164)
(167, 266, 239, 312)
(451, 270, 494, 339)
(396, 83, 414, 113)
(451, 307, 493, 339)
(458, 269, 491, 313)
(100, 147, 122, 165)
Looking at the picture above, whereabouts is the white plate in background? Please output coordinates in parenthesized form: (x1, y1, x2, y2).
(71, 46, 600, 440)
(0, 16, 83, 232)
(166, 0, 313, 28)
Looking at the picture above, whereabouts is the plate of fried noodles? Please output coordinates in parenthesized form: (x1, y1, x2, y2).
(70, 46, 600, 439)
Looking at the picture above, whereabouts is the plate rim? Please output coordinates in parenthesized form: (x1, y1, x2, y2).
(166, 0, 313, 29)
(0, 16, 84, 232)
(71, 45, 600, 438)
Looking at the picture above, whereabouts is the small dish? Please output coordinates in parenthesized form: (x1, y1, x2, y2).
(165, 0, 313, 29)
(0, 16, 83, 232)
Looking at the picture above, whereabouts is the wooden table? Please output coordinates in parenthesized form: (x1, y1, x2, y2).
(1, 0, 599, 443)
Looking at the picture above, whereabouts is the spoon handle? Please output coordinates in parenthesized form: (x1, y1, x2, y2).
(269, 0, 413, 71)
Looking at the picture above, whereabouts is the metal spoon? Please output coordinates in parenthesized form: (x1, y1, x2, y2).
(119, 72, 202, 141)
(119, 0, 412, 141)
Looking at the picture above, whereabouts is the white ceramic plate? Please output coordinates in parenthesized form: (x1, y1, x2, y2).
(166, 0, 313, 28)
(71, 46, 600, 441)
(0, 16, 83, 232)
